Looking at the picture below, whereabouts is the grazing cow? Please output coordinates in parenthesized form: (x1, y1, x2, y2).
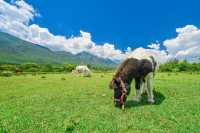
(72, 65, 91, 77)
(109, 56, 158, 109)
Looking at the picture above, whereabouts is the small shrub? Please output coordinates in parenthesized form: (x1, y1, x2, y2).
(61, 77, 66, 80)
(64, 117, 80, 133)
(20, 63, 40, 72)
(100, 74, 104, 78)
(167, 73, 171, 76)
(52, 66, 65, 72)
(0, 71, 13, 77)
(64, 64, 76, 72)
(40, 72, 47, 74)
(41, 76, 46, 79)
(41, 64, 53, 72)
(0, 64, 16, 71)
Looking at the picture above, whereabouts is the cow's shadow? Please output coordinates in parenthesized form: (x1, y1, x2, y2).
(125, 90, 165, 108)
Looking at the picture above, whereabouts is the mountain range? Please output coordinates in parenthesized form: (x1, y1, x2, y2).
(0, 32, 116, 67)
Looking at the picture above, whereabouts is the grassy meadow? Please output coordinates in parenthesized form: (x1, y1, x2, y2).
(0, 72, 200, 132)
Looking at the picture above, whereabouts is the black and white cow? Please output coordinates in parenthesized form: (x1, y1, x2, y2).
(109, 55, 158, 109)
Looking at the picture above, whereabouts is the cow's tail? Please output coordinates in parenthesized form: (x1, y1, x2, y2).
(149, 56, 157, 77)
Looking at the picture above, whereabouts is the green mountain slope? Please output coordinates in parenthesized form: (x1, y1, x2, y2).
(0, 32, 116, 66)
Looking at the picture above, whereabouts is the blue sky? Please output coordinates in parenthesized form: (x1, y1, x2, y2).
(28, 0, 200, 50)
(1, 0, 200, 62)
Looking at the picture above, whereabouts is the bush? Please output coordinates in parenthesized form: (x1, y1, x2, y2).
(64, 64, 75, 72)
(159, 59, 200, 72)
(20, 63, 40, 72)
(52, 66, 65, 72)
(41, 76, 46, 79)
(0, 71, 13, 77)
(61, 77, 66, 80)
(41, 64, 53, 72)
(0, 64, 16, 71)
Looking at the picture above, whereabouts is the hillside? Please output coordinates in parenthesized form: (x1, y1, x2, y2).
(0, 32, 116, 66)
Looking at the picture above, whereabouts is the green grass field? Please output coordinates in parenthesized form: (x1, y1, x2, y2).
(0, 72, 200, 132)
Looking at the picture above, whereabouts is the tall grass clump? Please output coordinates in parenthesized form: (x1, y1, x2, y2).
(0, 71, 13, 77)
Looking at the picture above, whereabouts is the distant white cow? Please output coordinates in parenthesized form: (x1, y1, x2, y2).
(73, 65, 91, 77)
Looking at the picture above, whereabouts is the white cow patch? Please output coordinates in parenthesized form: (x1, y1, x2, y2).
(133, 72, 155, 103)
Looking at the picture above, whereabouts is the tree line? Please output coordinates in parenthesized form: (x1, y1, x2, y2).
(159, 59, 200, 72)
(0, 63, 114, 76)
(1, 60, 200, 77)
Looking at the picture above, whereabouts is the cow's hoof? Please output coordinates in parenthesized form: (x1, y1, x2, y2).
(148, 99, 155, 104)
(121, 105, 125, 110)
(133, 97, 141, 103)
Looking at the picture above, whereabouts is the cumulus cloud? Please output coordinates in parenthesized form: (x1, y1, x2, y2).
(164, 25, 200, 60)
(127, 24, 200, 63)
(126, 47, 170, 64)
(148, 42, 160, 50)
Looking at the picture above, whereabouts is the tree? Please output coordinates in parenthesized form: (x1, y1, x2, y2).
(41, 64, 53, 72)
(63, 64, 75, 72)
(0, 64, 16, 71)
(20, 63, 40, 72)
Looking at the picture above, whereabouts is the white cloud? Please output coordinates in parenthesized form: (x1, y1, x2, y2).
(89, 43, 125, 61)
(126, 47, 170, 64)
(164, 25, 200, 60)
(0, 0, 36, 24)
(131, 25, 200, 63)
(148, 42, 160, 50)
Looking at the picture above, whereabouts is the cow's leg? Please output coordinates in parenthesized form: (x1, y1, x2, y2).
(142, 79, 147, 94)
(146, 72, 155, 103)
(133, 78, 143, 102)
